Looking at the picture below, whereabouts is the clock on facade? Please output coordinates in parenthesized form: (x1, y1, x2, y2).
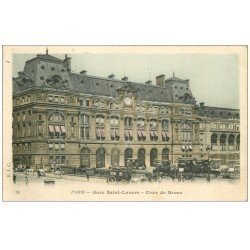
(124, 97, 132, 107)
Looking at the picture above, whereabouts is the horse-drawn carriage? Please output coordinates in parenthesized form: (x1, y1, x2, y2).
(152, 160, 173, 176)
(107, 167, 153, 183)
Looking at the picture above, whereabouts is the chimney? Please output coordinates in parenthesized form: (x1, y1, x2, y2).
(80, 70, 87, 75)
(63, 54, 71, 72)
(200, 102, 205, 108)
(156, 74, 165, 86)
(108, 74, 115, 80)
(145, 80, 152, 84)
(121, 76, 128, 81)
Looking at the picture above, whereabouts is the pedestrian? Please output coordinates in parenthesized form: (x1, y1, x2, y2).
(207, 174, 211, 182)
(86, 173, 89, 181)
(25, 174, 28, 185)
(13, 173, 16, 184)
(37, 170, 40, 178)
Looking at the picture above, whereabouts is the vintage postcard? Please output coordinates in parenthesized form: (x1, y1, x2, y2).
(2, 45, 247, 201)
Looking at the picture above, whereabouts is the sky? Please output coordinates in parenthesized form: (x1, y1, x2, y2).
(13, 53, 239, 109)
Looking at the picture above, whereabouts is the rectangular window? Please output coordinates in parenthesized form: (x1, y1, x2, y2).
(61, 156, 65, 164)
(55, 143, 59, 150)
(71, 125, 74, 136)
(38, 124, 42, 136)
(61, 143, 65, 150)
(55, 96, 59, 103)
(49, 143, 53, 150)
(49, 156, 54, 164)
(61, 97, 65, 103)
(85, 127, 90, 139)
(48, 96, 53, 102)
(86, 100, 90, 107)
(55, 156, 60, 164)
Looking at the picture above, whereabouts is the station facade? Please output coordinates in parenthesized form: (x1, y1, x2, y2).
(12, 52, 240, 170)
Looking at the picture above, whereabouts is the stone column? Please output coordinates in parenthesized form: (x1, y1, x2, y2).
(90, 114, 96, 141)
(105, 115, 110, 141)
(120, 116, 125, 141)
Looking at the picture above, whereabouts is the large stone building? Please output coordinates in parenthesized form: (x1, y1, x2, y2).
(12, 51, 240, 171)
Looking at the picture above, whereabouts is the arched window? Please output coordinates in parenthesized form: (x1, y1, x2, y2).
(220, 134, 226, 151)
(228, 134, 235, 151)
(150, 118, 157, 129)
(162, 148, 169, 161)
(80, 147, 90, 167)
(96, 114, 105, 125)
(110, 115, 119, 126)
(150, 148, 157, 166)
(111, 148, 120, 167)
(211, 134, 218, 151)
(138, 148, 146, 168)
(137, 117, 145, 127)
(96, 147, 105, 168)
(124, 148, 133, 166)
(124, 116, 133, 127)
(162, 119, 169, 131)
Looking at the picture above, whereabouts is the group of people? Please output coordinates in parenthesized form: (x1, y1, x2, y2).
(13, 173, 29, 185)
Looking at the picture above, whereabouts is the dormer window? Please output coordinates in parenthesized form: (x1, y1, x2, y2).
(53, 78, 59, 84)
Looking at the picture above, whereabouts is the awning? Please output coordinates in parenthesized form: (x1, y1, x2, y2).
(150, 131, 154, 137)
(128, 130, 132, 137)
(55, 125, 60, 133)
(49, 125, 54, 133)
(115, 129, 119, 137)
(100, 129, 105, 137)
(96, 128, 101, 138)
(137, 131, 141, 137)
(60, 126, 66, 133)
(162, 132, 166, 139)
(154, 131, 158, 137)
(189, 145, 192, 150)
(141, 131, 145, 137)
(181, 145, 186, 150)
(125, 130, 129, 137)
(111, 128, 115, 138)
(165, 132, 169, 138)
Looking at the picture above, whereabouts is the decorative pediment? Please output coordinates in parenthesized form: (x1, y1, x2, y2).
(45, 75, 72, 90)
(116, 82, 139, 95)
(179, 93, 196, 104)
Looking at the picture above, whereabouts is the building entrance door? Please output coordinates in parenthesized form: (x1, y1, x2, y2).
(162, 148, 169, 161)
(96, 147, 105, 168)
(80, 147, 90, 167)
(150, 148, 157, 166)
(111, 148, 120, 167)
(124, 148, 133, 166)
(138, 148, 146, 167)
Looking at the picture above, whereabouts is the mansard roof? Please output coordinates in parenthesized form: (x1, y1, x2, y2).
(26, 54, 63, 64)
(69, 74, 173, 103)
(200, 105, 240, 119)
(165, 76, 189, 83)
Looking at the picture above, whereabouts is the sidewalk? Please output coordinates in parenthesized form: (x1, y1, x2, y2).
(45, 173, 106, 183)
